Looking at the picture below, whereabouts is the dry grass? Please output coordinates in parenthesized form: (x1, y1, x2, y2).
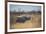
(10, 14, 41, 29)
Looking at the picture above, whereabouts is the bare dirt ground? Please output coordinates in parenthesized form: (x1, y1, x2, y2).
(10, 14, 41, 29)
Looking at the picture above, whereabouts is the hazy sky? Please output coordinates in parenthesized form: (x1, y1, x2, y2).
(10, 4, 41, 12)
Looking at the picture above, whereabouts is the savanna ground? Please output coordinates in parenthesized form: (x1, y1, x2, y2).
(10, 13, 41, 29)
